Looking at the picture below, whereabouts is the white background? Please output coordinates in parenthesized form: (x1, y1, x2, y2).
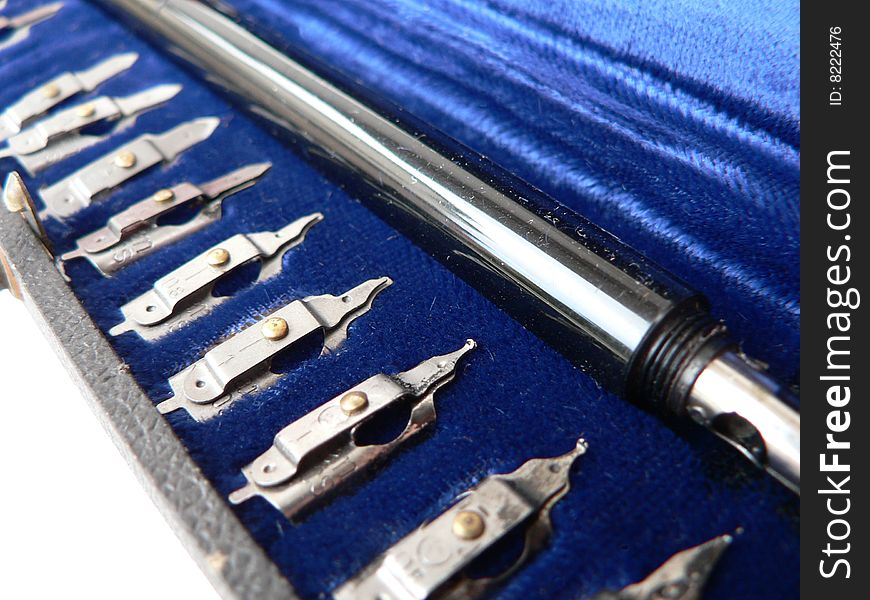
(0, 294, 220, 599)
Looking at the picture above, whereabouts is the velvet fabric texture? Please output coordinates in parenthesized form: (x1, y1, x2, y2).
(1, 1, 798, 599)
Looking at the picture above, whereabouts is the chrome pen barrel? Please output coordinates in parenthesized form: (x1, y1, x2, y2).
(99, 0, 800, 493)
(688, 351, 801, 493)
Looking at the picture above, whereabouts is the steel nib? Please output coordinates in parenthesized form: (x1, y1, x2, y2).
(611, 534, 733, 600)
(496, 438, 589, 507)
(1, 2, 63, 32)
(397, 339, 477, 394)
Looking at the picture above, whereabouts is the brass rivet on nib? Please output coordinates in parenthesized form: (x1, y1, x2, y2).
(339, 391, 368, 415)
(153, 188, 175, 203)
(113, 150, 137, 168)
(41, 83, 60, 98)
(261, 317, 289, 341)
(76, 103, 96, 118)
(206, 247, 230, 267)
(452, 511, 485, 540)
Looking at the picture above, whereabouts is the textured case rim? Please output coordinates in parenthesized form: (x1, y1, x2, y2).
(0, 209, 298, 600)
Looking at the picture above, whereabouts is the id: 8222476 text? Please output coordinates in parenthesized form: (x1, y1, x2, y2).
(829, 26, 843, 106)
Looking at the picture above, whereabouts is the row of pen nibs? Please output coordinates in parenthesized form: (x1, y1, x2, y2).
(0, 44, 273, 281)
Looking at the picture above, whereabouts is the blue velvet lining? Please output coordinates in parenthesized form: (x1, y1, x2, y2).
(1, 1, 798, 598)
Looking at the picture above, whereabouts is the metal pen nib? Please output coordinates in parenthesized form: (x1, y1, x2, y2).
(592, 534, 733, 600)
(0, 3, 63, 51)
(333, 439, 588, 600)
(156, 276, 393, 421)
(108, 213, 323, 340)
(39, 117, 220, 219)
(59, 162, 271, 275)
(62, 163, 272, 255)
(229, 340, 477, 519)
(0, 2, 61, 31)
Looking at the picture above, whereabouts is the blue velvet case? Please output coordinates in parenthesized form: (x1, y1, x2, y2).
(0, 0, 798, 598)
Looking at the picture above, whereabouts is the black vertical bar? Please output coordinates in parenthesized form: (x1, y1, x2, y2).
(801, 2, 868, 597)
